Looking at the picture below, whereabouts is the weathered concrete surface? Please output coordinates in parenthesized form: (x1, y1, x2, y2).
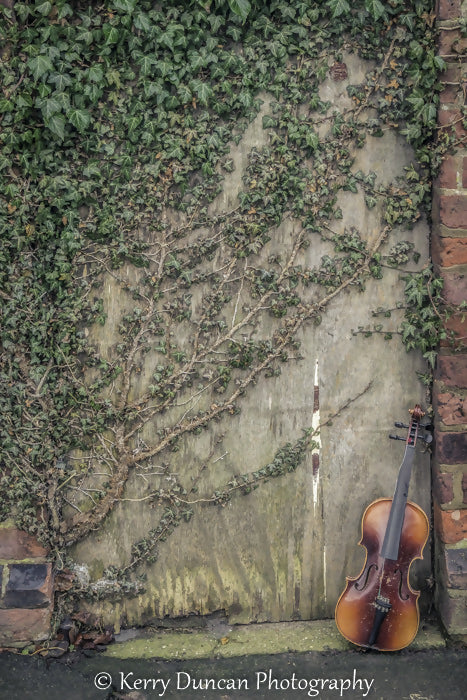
(104, 619, 445, 661)
(68, 54, 432, 629)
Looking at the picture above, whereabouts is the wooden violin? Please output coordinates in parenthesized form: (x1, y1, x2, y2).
(335, 405, 430, 651)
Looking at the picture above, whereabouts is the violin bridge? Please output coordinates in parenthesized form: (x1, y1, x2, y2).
(373, 595, 391, 613)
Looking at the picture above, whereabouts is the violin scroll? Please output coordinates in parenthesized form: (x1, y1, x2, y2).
(409, 404, 425, 421)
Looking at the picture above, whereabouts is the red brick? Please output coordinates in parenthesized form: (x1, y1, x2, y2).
(0, 608, 52, 645)
(437, 0, 462, 20)
(432, 234, 467, 265)
(438, 107, 467, 138)
(436, 356, 467, 388)
(443, 548, 467, 588)
(434, 468, 455, 503)
(0, 528, 48, 560)
(440, 64, 462, 85)
(439, 268, 467, 306)
(437, 155, 459, 188)
(436, 585, 467, 637)
(434, 430, 467, 464)
(439, 196, 467, 230)
(439, 84, 463, 104)
(435, 391, 467, 426)
(438, 29, 462, 56)
(434, 502, 467, 544)
(444, 313, 467, 348)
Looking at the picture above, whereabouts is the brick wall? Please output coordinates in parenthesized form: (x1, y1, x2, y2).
(432, 0, 467, 642)
(0, 524, 53, 647)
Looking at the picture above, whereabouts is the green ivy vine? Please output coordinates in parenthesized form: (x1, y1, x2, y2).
(0, 0, 460, 618)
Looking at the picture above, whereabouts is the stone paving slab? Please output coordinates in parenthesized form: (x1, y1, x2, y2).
(105, 619, 446, 661)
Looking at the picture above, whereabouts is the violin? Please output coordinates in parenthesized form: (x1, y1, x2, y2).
(335, 405, 431, 651)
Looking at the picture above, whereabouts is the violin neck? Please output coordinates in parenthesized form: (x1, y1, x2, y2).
(380, 444, 416, 561)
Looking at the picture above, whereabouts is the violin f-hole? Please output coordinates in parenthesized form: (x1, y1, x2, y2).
(354, 563, 378, 591)
(394, 566, 410, 601)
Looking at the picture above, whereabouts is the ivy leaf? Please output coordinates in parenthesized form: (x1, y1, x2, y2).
(106, 69, 121, 88)
(433, 55, 446, 71)
(306, 131, 319, 151)
(228, 0, 251, 23)
(133, 12, 152, 33)
(114, 0, 137, 11)
(420, 102, 437, 125)
(327, 0, 350, 17)
(68, 108, 91, 132)
(28, 55, 53, 81)
(167, 144, 185, 160)
(159, 30, 174, 51)
(262, 114, 278, 129)
(0, 97, 13, 113)
(269, 41, 286, 59)
(157, 60, 173, 79)
(423, 350, 437, 370)
(137, 55, 155, 76)
(190, 79, 213, 105)
(35, 1, 52, 16)
(48, 72, 73, 90)
(88, 65, 104, 83)
(41, 97, 62, 120)
(207, 132, 222, 149)
(143, 81, 162, 99)
(188, 51, 205, 72)
(126, 115, 142, 132)
(53, 92, 70, 112)
(177, 84, 192, 104)
(46, 114, 66, 140)
(84, 83, 102, 103)
(103, 24, 120, 45)
(365, 0, 386, 20)
(57, 2, 73, 19)
(227, 26, 242, 42)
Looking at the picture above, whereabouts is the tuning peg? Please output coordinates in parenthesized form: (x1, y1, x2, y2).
(419, 433, 433, 445)
(420, 422, 434, 431)
(389, 433, 406, 441)
(394, 421, 409, 429)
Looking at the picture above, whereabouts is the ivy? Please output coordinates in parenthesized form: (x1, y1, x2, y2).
(0, 0, 456, 613)
(400, 267, 466, 373)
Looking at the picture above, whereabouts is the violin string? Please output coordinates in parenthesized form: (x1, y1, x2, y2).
(377, 558, 385, 599)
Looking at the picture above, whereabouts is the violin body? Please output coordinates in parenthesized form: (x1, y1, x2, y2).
(335, 497, 429, 651)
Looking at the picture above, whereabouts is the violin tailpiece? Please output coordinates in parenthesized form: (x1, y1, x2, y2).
(368, 596, 392, 646)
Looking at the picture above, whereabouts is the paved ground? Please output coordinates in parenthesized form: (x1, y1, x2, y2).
(0, 646, 466, 700)
(0, 620, 465, 700)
